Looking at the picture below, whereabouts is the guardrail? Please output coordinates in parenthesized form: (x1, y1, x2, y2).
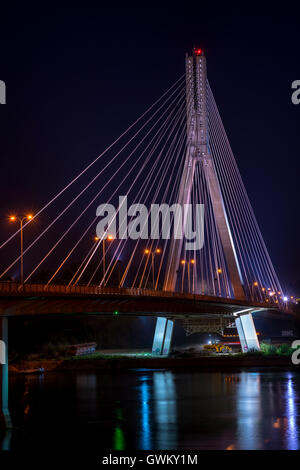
(0, 282, 179, 298)
(0, 281, 291, 312)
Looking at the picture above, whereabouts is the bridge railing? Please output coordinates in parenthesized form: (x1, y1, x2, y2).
(0, 281, 293, 312)
(0, 281, 192, 299)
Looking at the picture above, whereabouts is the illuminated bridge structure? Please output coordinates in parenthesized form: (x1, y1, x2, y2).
(0, 50, 294, 427)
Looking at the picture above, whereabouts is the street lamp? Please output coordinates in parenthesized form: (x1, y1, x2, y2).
(181, 259, 186, 293)
(181, 259, 195, 294)
(9, 214, 34, 283)
(191, 259, 195, 293)
(216, 267, 222, 296)
(144, 248, 161, 288)
(252, 281, 259, 301)
(95, 233, 114, 282)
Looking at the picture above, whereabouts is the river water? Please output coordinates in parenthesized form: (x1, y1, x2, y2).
(2, 369, 300, 451)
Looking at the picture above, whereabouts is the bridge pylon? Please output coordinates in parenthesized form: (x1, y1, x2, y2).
(152, 318, 174, 356)
(152, 49, 259, 355)
(164, 49, 245, 299)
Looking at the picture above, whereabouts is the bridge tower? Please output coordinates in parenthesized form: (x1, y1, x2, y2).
(152, 49, 260, 355)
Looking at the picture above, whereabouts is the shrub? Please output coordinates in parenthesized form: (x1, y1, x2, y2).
(276, 344, 294, 356)
(260, 343, 277, 356)
(244, 348, 264, 356)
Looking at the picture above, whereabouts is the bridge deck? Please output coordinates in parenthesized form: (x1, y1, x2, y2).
(0, 282, 287, 318)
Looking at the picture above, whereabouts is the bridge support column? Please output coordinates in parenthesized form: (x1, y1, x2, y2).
(152, 318, 174, 356)
(235, 313, 260, 352)
(0, 317, 12, 428)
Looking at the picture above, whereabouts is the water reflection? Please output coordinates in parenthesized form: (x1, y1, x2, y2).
(0, 430, 12, 451)
(2, 370, 300, 451)
(153, 372, 177, 449)
(234, 371, 300, 450)
(236, 372, 262, 449)
(113, 405, 126, 450)
(138, 371, 177, 449)
(285, 374, 298, 450)
(139, 375, 152, 449)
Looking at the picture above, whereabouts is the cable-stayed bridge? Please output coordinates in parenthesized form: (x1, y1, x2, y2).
(0, 48, 296, 427)
(0, 49, 295, 394)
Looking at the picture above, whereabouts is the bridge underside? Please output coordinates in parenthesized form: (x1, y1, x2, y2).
(0, 287, 280, 350)
(0, 288, 271, 362)
(0, 286, 272, 318)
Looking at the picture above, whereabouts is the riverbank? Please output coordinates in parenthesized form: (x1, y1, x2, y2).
(9, 354, 299, 373)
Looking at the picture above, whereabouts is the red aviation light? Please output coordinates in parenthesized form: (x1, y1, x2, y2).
(194, 48, 203, 56)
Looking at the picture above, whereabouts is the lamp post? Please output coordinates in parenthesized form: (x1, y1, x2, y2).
(191, 259, 195, 293)
(187, 261, 191, 293)
(95, 233, 114, 283)
(181, 259, 186, 293)
(252, 281, 259, 301)
(9, 214, 33, 284)
(144, 248, 161, 289)
(152, 248, 161, 289)
(216, 267, 222, 296)
(182, 259, 195, 293)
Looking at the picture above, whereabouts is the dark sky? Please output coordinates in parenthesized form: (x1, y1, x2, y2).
(0, 5, 299, 292)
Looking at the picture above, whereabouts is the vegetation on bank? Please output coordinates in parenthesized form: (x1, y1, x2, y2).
(54, 343, 298, 361)
(67, 351, 153, 360)
(9, 342, 298, 365)
(243, 343, 296, 357)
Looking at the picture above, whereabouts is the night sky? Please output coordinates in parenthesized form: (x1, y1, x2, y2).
(0, 6, 299, 293)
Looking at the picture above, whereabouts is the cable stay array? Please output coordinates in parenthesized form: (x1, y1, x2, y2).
(0, 73, 286, 308)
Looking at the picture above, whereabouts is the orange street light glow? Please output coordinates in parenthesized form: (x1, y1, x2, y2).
(145, 249, 150, 254)
(107, 235, 114, 241)
(217, 268, 222, 274)
(253, 281, 258, 286)
(181, 260, 185, 264)
(9, 216, 16, 221)
(27, 214, 33, 220)
(156, 248, 161, 254)
(191, 259, 195, 264)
